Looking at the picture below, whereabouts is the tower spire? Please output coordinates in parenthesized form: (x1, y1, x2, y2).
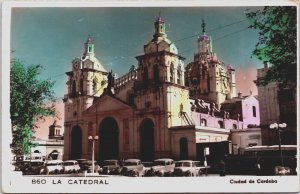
(153, 13, 166, 38)
(84, 35, 95, 57)
(202, 19, 206, 34)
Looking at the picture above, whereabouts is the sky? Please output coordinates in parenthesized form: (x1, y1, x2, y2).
(11, 7, 263, 139)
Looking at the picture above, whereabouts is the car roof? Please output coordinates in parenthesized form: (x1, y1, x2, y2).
(63, 160, 77, 163)
(124, 159, 141, 162)
(46, 160, 63, 163)
(154, 158, 173, 162)
(104, 159, 118, 162)
(176, 160, 193, 162)
(82, 160, 97, 163)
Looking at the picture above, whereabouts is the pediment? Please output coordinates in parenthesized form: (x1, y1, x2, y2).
(84, 95, 132, 115)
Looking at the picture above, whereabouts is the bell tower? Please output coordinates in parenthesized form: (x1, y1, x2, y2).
(136, 15, 185, 89)
(64, 36, 108, 122)
(133, 15, 190, 158)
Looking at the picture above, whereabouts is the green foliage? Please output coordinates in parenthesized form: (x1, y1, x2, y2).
(246, 6, 297, 88)
(10, 59, 56, 155)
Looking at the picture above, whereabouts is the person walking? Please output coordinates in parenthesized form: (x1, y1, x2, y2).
(219, 159, 226, 176)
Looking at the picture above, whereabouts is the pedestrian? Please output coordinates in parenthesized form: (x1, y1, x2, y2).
(219, 159, 226, 176)
(256, 162, 261, 176)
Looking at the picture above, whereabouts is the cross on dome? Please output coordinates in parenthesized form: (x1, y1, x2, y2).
(202, 19, 206, 34)
(86, 35, 93, 44)
(156, 11, 164, 23)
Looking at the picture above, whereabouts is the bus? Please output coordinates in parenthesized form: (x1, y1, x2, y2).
(226, 145, 297, 175)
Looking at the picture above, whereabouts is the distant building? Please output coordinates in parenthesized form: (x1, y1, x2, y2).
(221, 92, 260, 129)
(63, 17, 261, 166)
(257, 64, 296, 145)
(29, 121, 64, 160)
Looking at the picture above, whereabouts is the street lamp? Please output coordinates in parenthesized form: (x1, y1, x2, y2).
(88, 135, 99, 174)
(269, 123, 287, 166)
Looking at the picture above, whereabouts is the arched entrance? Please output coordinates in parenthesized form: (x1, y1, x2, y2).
(99, 117, 119, 161)
(71, 126, 82, 159)
(140, 119, 155, 161)
(180, 137, 188, 160)
(48, 150, 59, 160)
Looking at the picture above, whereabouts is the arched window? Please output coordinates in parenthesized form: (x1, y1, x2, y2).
(72, 80, 76, 97)
(93, 79, 97, 93)
(233, 124, 237, 129)
(153, 64, 159, 83)
(177, 65, 182, 85)
(252, 106, 257, 117)
(200, 119, 207, 126)
(170, 63, 174, 83)
(164, 69, 168, 81)
(143, 66, 148, 85)
(218, 121, 224, 128)
(80, 79, 84, 94)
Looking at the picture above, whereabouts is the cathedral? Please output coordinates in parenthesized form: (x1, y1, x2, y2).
(63, 16, 261, 164)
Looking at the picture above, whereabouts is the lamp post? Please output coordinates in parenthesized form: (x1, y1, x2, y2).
(269, 123, 287, 166)
(88, 135, 98, 173)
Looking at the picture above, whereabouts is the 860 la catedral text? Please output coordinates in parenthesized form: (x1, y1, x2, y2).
(32, 179, 109, 185)
(230, 178, 278, 184)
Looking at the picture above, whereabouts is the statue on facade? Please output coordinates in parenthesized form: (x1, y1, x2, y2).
(102, 70, 115, 96)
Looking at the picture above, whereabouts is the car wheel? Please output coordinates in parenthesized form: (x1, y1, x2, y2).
(184, 171, 191, 177)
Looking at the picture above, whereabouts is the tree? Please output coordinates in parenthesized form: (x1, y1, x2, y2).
(10, 59, 56, 155)
(246, 6, 297, 89)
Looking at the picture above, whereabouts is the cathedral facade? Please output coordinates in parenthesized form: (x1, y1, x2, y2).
(63, 17, 260, 163)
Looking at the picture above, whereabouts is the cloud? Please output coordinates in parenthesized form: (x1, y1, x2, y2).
(77, 18, 84, 22)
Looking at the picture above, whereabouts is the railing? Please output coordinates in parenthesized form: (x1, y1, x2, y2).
(114, 70, 138, 89)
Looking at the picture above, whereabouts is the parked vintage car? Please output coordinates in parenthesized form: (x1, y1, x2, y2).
(173, 160, 200, 177)
(101, 160, 121, 175)
(63, 160, 81, 173)
(193, 161, 205, 176)
(41, 160, 64, 174)
(142, 162, 154, 175)
(14, 161, 30, 172)
(121, 159, 144, 177)
(144, 158, 175, 177)
(274, 166, 293, 175)
(25, 161, 45, 175)
(80, 160, 102, 173)
(76, 159, 88, 170)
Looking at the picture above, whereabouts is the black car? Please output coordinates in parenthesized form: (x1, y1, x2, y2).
(75, 159, 88, 170)
(81, 160, 102, 173)
(23, 161, 45, 175)
(14, 161, 30, 172)
(101, 160, 122, 175)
